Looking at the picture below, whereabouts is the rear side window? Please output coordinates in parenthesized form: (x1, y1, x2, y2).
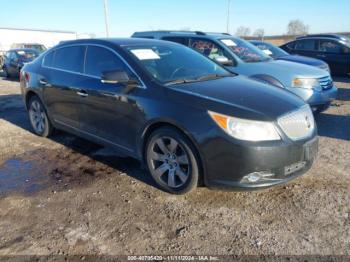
(43, 51, 55, 67)
(85, 46, 127, 77)
(286, 42, 296, 49)
(53, 46, 85, 73)
(162, 37, 190, 46)
(295, 39, 317, 51)
(318, 40, 342, 53)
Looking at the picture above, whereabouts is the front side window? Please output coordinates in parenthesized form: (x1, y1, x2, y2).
(219, 38, 271, 63)
(53, 46, 85, 73)
(295, 39, 316, 51)
(190, 39, 231, 62)
(318, 40, 342, 53)
(125, 44, 232, 85)
(85, 46, 127, 77)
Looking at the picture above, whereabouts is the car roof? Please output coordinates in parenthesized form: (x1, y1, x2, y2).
(132, 31, 234, 40)
(296, 34, 348, 41)
(57, 37, 180, 48)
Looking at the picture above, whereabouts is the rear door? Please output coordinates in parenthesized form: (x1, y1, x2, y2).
(41, 45, 86, 129)
(317, 39, 349, 74)
(293, 39, 319, 59)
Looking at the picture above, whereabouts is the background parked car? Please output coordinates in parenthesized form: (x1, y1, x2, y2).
(10, 43, 47, 54)
(132, 31, 337, 112)
(280, 34, 350, 76)
(250, 40, 330, 72)
(20, 38, 318, 194)
(2, 48, 39, 78)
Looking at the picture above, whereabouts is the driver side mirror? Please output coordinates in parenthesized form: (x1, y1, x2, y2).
(214, 56, 234, 66)
(101, 70, 131, 84)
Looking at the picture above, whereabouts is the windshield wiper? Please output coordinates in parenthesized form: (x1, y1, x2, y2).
(196, 73, 234, 81)
(164, 78, 197, 86)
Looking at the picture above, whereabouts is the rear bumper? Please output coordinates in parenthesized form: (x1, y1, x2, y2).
(202, 134, 318, 190)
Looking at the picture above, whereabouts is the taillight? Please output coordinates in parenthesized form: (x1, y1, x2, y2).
(25, 72, 30, 82)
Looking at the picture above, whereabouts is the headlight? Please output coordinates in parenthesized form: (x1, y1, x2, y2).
(209, 111, 281, 141)
(292, 78, 322, 91)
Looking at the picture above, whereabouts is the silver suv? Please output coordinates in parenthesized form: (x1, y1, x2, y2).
(132, 31, 338, 112)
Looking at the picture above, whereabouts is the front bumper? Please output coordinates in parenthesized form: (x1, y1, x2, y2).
(202, 134, 318, 190)
(288, 85, 338, 112)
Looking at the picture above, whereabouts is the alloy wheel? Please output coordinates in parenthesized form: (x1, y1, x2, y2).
(29, 100, 46, 134)
(148, 136, 190, 188)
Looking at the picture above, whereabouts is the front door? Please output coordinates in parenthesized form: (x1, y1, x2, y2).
(79, 45, 144, 153)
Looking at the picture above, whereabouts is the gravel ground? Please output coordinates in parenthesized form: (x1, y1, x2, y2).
(0, 74, 349, 258)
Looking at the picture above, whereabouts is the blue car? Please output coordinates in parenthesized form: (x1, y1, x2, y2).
(132, 31, 337, 112)
(250, 40, 330, 72)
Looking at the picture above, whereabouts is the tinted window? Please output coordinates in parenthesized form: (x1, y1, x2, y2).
(162, 37, 190, 46)
(85, 46, 127, 77)
(43, 51, 55, 67)
(295, 39, 316, 51)
(53, 46, 85, 73)
(286, 42, 295, 49)
(190, 39, 232, 62)
(318, 40, 342, 53)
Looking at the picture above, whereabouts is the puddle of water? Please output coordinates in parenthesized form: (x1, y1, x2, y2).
(0, 158, 53, 196)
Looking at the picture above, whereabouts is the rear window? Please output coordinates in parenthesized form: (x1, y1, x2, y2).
(295, 39, 317, 51)
(52, 46, 85, 73)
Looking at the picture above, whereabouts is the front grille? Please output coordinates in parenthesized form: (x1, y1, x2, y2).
(318, 75, 333, 90)
(278, 105, 315, 141)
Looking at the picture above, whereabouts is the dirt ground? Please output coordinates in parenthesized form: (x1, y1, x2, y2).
(0, 73, 349, 258)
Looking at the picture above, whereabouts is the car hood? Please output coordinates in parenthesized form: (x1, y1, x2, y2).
(277, 55, 327, 67)
(228, 60, 330, 87)
(167, 75, 306, 121)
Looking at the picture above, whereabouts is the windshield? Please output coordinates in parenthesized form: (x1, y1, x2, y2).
(220, 38, 271, 63)
(252, 42, 289, 58)
(125, 44, 233, 85)
(16, 50, 39, 62)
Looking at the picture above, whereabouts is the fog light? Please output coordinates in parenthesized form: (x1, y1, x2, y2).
(241, 171, 274, 184)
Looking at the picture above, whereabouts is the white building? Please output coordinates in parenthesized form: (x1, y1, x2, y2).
(0, 27, 79, 52)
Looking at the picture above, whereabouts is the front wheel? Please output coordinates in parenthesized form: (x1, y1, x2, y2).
(28, 96, 54, 137)
(145, 127, 200, 194)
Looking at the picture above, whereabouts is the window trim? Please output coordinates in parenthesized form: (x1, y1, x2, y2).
(42, 43, 146, 89)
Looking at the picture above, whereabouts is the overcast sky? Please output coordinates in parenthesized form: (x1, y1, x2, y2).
(1, 0, 349, 37)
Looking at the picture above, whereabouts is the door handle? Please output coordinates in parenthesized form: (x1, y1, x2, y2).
(77, 90, 88, 97)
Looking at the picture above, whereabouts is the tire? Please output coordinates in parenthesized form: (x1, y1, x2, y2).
(145, 127, 200, 194)
(28, 96, 54, 137)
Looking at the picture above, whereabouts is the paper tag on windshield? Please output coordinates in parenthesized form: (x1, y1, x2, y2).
(221, 39, 237, 46)
(131, 49, 160, 60)
(263, 49, 273, 55)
